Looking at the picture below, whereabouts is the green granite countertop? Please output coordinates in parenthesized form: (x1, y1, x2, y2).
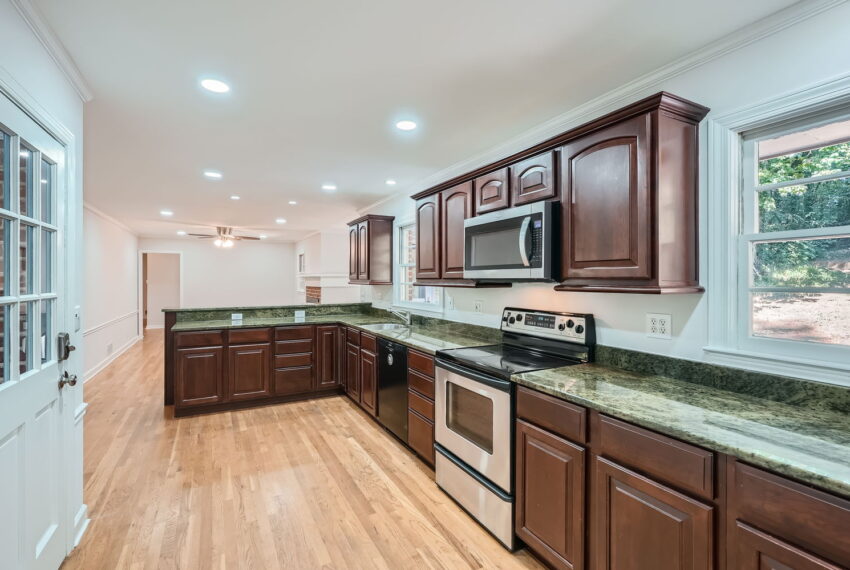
(170, 314, 494, 355)
(513, 364, 850, 499)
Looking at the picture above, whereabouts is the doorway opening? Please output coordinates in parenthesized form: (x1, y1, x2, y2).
(140, 252, 181, 333)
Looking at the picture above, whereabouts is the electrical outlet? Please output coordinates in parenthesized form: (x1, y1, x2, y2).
(646, 313, 672, 339)
(446, 295, 455, 310)
(474, 299, 484, 313)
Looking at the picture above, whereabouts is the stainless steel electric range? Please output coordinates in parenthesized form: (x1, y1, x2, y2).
(434, 307, 595, 550)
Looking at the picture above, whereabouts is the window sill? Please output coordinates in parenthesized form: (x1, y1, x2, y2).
(702, 346, 850, 387)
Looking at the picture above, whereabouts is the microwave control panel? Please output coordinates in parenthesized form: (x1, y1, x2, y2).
(501, 309, 593, 344)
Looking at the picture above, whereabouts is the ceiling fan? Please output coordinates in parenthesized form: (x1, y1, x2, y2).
(187, 226, 261, 248)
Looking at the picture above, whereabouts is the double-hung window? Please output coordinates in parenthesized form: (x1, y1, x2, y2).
(739, 114, 850, 358)
(395, 222, 442, 311)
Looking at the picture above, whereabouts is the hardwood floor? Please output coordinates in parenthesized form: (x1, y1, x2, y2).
(63, 330, 542, 569)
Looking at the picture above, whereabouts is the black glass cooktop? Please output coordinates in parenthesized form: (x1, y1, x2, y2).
(437, 343, 583, 380)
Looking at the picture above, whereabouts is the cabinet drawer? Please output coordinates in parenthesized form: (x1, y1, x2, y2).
(408, 350, 435, 377)
(346, 328, 360, 345)
(274, 353, 312, 368)
(275, 339, 314, 355)
(408, 389, 434, 421)
(360, 333, 377, 352)
(228, 327, 271, 344)
(408, 409, 435, 467)
(176, 330, 223, 348)
(731, 461, 850, 566)
(275, 326, 314, 341)
(596, 414, 714, 500)
(517, 386, 586, 444)
(408, 369, 435, 399)
(273, 366, 313, 396)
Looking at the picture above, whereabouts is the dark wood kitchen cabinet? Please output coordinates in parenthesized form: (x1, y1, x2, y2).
(415, 194, 441, 280)
(315, 325, 342, 389)
(345, 328, 361, 402)
(359, 334, 378, 416)
(347, 215, 394, 285)
(273, 325, 315, 396)
(175, 345, 225, 408)
(227, 343, 271, 401)
(511, 151, 557, 206)
(440, 181, 473, 279)
(474, 167, 510, 214)
(407, 350, 436, 466)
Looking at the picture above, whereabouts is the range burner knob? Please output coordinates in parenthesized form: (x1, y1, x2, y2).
(502, 315, 509, 322)
(575, 324, 584, 334)
(516, 314, 523, 322)
(566, 319, 575, 328)
(558, 323, 566, 331)
(508, 316, 516, 324)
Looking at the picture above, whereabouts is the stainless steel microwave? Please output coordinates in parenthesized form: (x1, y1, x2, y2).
(463, 201, 555, 281)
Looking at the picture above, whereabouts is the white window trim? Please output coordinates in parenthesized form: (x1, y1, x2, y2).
(705, 72, 850, 386)
(393, 217, 444, 314)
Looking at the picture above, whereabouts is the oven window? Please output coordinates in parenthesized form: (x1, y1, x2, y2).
(446, 382, 494, 453)
(470, 228, 523, 267)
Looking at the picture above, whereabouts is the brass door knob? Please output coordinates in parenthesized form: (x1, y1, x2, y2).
(58, 371, 78, 389)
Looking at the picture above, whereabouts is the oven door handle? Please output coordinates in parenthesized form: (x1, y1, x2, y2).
(518, 216, 532, 267)
(436, 359, 513, 392)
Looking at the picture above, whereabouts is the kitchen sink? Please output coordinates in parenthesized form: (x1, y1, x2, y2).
(366, 323, 410, 331)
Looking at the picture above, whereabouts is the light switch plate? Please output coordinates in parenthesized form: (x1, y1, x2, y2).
(474, 300, 484, 313)
(646, 313, 672, 339)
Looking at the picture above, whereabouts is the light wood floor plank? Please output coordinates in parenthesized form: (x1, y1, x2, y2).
(61, 330, 543, 569)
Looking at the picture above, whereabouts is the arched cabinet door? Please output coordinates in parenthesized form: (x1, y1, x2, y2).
(348, 225, 358, 281)
(357, 222, 369, 281)
(416, 194, 441, 279)
(560, 114, 652, 281)
(440, 181, 473, 279)
(511, 151, 557, 206)
(474, 168, 510, 215)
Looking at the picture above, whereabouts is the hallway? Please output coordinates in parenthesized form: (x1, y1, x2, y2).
(62, 331, 541, 569)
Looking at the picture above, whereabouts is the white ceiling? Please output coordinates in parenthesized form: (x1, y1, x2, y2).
(34, 0, 799, 242)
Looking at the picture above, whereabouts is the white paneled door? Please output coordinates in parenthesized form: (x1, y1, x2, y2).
(0, 92, 75, 569)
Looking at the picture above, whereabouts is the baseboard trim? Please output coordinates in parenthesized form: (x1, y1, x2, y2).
(72, 503, 89, 548)
(84, 335, 141, 382)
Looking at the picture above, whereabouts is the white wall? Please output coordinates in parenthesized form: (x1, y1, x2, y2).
(359, 2, 850, 364)
(139, 238, 299, 308)
(145, 253, 179, 328)
(83, 206, 140, 378)
(294, 230, 360, 304)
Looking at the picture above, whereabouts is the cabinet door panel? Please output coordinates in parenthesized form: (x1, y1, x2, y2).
(357, 222, 369, 281)
(594, 456, 713, 570)
(440, 181, 473, 279)
(408, 409, 435, 467)
(359, 349, 377, 416)
(176, 346, 224, 407)
(516, 420, 584, 570)
(561, 115, 651, 281)
(349, 225, 358, 281)
(512, 151, 557, 206)
(346, 343, 361, 401)
(315, 325, 340, 389)
(734, 522, 841, 570)
(474, 168, 510, 214)
(273, 366, 313, 396)
(416, 195, 441, 279)
(228, 343, 271, 401)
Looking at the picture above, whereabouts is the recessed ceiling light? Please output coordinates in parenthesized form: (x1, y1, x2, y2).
(259, 235, 267, 239)
(200, 78, 230, 93)
(385, 179, 397, 186)
(288, 200, 297, 205)
(275, 218, 287, 224)
(395, 120, 417, 131)
(321, 184, 337, 191)
(160, 210, 174, 217)
(230, 195, 240, 200)
(177, 231, 187, 236)
(203, 170, 223, 179)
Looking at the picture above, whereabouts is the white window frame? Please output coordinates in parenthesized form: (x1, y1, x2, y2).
(393, 218, 443, 313)
(705, 73, 850, 386)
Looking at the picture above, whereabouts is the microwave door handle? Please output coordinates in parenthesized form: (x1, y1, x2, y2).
(518, 216, 531, 266)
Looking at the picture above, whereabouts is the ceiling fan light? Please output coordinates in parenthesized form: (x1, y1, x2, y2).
(223, 239, 234, 248)
(214, 238, 223, 247)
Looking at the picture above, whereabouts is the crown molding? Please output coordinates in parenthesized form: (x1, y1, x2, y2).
(83, 202, 136, 235)
(358, 0, 846, 213)
(11, 0, 93, 102)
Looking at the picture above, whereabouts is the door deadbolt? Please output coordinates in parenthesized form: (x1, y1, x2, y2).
(58, 371, 78, 389)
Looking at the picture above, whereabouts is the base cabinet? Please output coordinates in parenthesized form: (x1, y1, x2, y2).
(733, 522, 841, 570)
(228, 343, 271, 401)
(315, 325, 342, 389)
(345, 342, 361, 401)
(175, 346, 225, 407)
(359, 347, 377, 416)
(516, 419, 584, 570)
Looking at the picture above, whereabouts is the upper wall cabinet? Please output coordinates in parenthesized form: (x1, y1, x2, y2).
(440, 182, 474, 279)
(415, 194, 441, 280)
(347, 215, 394, 285)
(511, 151, 557, 206)
(556, 93, 708, 293)
(474, 168, 510, 215)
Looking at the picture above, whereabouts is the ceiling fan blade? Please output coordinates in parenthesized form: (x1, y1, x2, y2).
(188, 233, 216, 238)
(234, 236, 261, 240)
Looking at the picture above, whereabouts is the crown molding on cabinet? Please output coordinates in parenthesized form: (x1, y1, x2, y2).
(10, 0, 94, 102)
(357, 0, 847, 214)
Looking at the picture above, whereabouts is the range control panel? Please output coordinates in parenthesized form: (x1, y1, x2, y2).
(501, 308, 593, 344)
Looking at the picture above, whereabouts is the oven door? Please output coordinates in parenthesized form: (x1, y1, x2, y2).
(435, 360, 513, 493)
(463, 201, 552, 281)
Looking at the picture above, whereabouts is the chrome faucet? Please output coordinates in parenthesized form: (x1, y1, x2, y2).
(388, 308, 412, 326)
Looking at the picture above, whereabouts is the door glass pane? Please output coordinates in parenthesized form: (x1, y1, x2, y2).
(446, 382, 493, 453)
(753, 238, 850, 289)
(40, 158, 53, 223)
(0, 218, 9, 297)
(40, 299, 53, 363)
(19, 301, 34, 374)
(19, 145, 34, 217)
(757, 176, 850, 233)
(0, 131, 9, 210)
(41, 229, 53, 293)
(0, 304, 8, 383)
(20, 223, 35, 294)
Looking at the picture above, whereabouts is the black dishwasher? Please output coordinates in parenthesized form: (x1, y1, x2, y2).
(377, 337, 408, 442)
